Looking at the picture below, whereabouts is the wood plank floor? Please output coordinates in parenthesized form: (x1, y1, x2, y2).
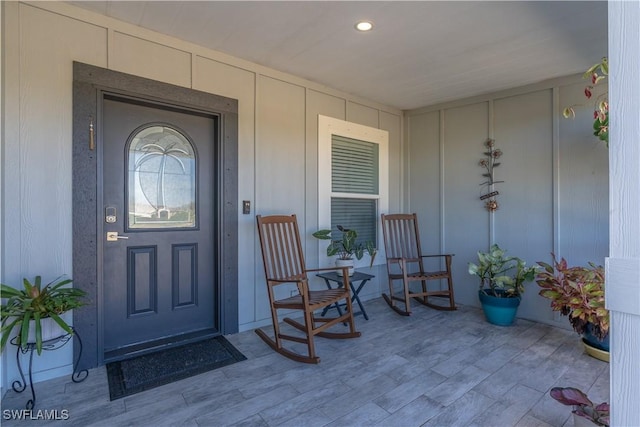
(1, 298, 609, 426)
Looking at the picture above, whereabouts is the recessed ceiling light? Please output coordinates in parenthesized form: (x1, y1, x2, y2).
(355, 21, 373, 32)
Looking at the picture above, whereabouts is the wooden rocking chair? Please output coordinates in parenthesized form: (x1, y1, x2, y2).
(255, 214, 361, 363)
(381, 213, 457, 315)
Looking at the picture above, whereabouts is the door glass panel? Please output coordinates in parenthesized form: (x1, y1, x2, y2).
(127, 125, 196, 229)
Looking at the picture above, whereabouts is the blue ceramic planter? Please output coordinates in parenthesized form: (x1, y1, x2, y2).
(583, 322, 610, 352)
(478, 290, 521, 326)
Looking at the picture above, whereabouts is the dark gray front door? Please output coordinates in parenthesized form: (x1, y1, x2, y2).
(102, 94, 217, 359)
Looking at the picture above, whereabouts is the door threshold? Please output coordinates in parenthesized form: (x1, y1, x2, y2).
(104, 329, 220, 363)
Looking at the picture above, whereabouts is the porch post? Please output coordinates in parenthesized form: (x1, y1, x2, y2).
(607, 1, 640, 425)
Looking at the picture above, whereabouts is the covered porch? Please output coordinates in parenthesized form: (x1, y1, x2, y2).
(2, 1, 638, 424)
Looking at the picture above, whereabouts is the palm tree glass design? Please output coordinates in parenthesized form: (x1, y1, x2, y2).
(127, 125, 196, 229)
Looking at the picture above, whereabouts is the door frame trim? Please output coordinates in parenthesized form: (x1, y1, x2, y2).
(72, 62, 239, 369)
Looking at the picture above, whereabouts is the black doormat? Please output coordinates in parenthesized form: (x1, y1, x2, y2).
(106, 336, 246, 400)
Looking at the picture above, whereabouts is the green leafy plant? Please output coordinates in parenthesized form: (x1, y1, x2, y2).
(536, 255, 608, 340)
(1, 276, 87, 354)
(562, 57, 608, 146)
(313, 225, 377, 264)
(468, 244, 538, 298)
(550, 387, 609, 426)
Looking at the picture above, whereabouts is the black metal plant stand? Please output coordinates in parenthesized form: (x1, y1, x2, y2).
(10, 328, 88, 409)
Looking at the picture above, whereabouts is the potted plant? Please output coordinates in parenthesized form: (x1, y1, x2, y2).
(468, 244, 538, 326)
(1, 275, 87, 355)
(536, 255, 609, 361)
(313, 225, 377, 276)
(549, 387, 609, 426)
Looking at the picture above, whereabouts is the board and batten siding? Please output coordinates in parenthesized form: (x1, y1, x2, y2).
(405, 77, 609, 329)
(608, 1, 640, 424)
(2, 2, 110, 388)
(1, 1, 402, 388)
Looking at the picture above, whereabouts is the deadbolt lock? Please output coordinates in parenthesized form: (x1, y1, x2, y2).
(105, 206, 117, 224)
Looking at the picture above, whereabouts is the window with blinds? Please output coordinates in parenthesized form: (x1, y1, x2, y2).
(317, 115, 388, 268)
(330, 135, 379, 245)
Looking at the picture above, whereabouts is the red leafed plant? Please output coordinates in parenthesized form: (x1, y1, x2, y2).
(562, 57, 608, 146)
(536, 255, 608, 340)
(550, 387, 609, 426)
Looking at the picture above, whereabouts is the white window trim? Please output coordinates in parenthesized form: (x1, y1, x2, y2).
(318, 114, 389, 269)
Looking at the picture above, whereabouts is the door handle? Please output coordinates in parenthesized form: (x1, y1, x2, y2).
(106, 232, 129, 242)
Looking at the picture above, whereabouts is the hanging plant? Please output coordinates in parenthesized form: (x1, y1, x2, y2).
(563, 57, 608, 146)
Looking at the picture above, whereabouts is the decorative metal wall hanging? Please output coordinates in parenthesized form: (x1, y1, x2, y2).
(478, 138, 503, 212)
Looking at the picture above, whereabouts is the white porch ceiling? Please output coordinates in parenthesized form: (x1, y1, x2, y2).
(69, 1, 608, 111)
